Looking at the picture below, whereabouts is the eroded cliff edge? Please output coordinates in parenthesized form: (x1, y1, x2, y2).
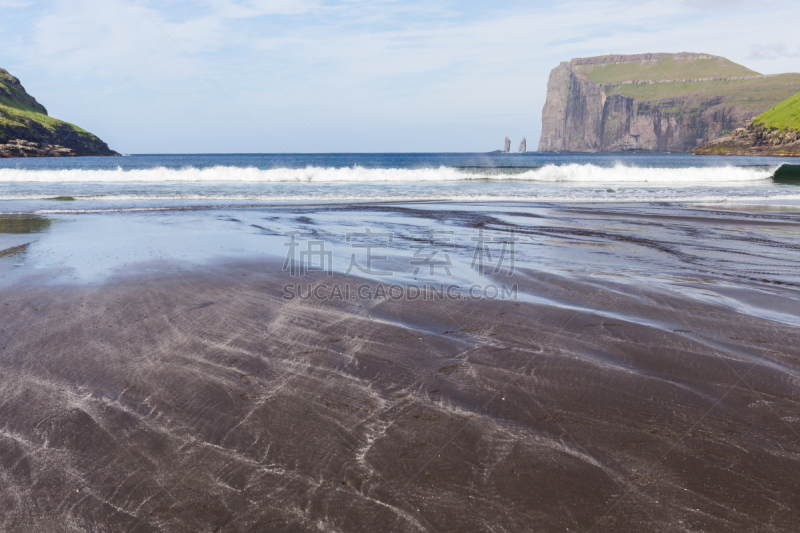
(538, 53, 800, 153)
(0, 69, 118, 158)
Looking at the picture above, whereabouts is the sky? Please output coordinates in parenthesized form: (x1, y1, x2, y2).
(1, 0, 798, 153)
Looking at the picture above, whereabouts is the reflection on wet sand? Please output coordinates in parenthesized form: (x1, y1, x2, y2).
(0, 215, 51, 266)
(0, 243, 29, 259)
(0, 214, 52, 234)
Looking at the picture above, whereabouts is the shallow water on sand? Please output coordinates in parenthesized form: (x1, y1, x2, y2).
(3, 202, 800, 319)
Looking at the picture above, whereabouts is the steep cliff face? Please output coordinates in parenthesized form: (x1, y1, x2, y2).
(0, 68, 118, 158)
(538, 53, 800, 152)
(538, 63, 606, 151)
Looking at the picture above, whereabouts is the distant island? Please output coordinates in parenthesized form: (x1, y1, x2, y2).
(694, 91, 799, 156)
(538, 52, 800, 153)
(0, 69, 118, 158)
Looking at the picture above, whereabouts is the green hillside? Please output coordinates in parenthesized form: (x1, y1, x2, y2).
(610, 74, 800, 113)
(0, 69, 48, 112)
(575, 55, 758, 84)
(754, 91, 800, 131)
(0, 69, 99, 142)
(569, 54, 800, 116)
(1, 68, 116, 156)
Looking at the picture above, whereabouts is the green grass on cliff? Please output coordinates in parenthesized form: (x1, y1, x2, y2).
(0, 68, 47, 114)
(609, 74, 800, 113)
(0, 69, 97, 141)
(754, 91, 800, 131)
(0, 100, 94, 136)
(570, 55, 800, 116)
(576, 56, 759, 84)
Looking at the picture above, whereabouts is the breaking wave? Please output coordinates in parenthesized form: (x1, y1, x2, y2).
(0, 163, 779, 184)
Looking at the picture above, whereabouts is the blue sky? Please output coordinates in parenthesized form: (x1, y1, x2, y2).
(1, 0, 798, 153)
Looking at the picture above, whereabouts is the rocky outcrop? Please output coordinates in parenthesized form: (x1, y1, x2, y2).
(538, 54, 800, 153)
(569, 52, 714, 67)
(519, 138, 526, 153)
(597, 74, 771, 89)
(693, 123, 800, 157)
(0, 139, 79, 158)
(0, 68, 119, 158)
(504, 137, 511, 153)
(0, 120, 118, 158)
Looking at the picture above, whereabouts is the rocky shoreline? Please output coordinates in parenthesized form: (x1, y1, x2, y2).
(693, 123, 800, 157)
(0, 139, 115, 158)
(0, 120, 120, 158)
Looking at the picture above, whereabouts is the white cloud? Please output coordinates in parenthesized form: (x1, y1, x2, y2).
(200, 0, 322, 18)
(684, 0, 780, 7)
(748, 42, 799, 60)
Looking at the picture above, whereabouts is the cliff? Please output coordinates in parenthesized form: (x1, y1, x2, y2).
(0, 68, 118, 158)
(538, 53, 800, 153)
(694, 91, 800, 156)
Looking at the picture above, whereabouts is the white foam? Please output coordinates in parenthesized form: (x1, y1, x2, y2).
(1, 192, 798, 215)
(0, 163, 777, 184)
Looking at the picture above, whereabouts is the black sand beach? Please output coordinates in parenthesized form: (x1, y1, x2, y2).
(1, 202, 800, 532)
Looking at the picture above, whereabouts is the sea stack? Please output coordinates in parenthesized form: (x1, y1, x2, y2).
(519, 138, 526, 153)
(504, 137, 511, 153)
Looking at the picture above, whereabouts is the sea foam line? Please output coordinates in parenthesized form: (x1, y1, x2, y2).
(0, 163, 778, 184)
(2, 194, 800, 215)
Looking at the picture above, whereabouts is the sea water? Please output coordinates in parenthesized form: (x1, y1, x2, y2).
(0, 152, 798, 213)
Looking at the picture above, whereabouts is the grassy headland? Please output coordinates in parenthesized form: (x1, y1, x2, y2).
(0, 68, 117, 157)
(0, 69, 100, 143)
(754, 91, 800, 132)
(576, 55, 759, 84)
(610, 75, 800, 113)
(574, 55, 800, 117)
(540, 52, 800, 153)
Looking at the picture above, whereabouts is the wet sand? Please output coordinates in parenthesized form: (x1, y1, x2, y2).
(1, 203, 800, 532)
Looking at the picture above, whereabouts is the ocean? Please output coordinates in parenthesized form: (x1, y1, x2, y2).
(0, 152, 798, 213)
